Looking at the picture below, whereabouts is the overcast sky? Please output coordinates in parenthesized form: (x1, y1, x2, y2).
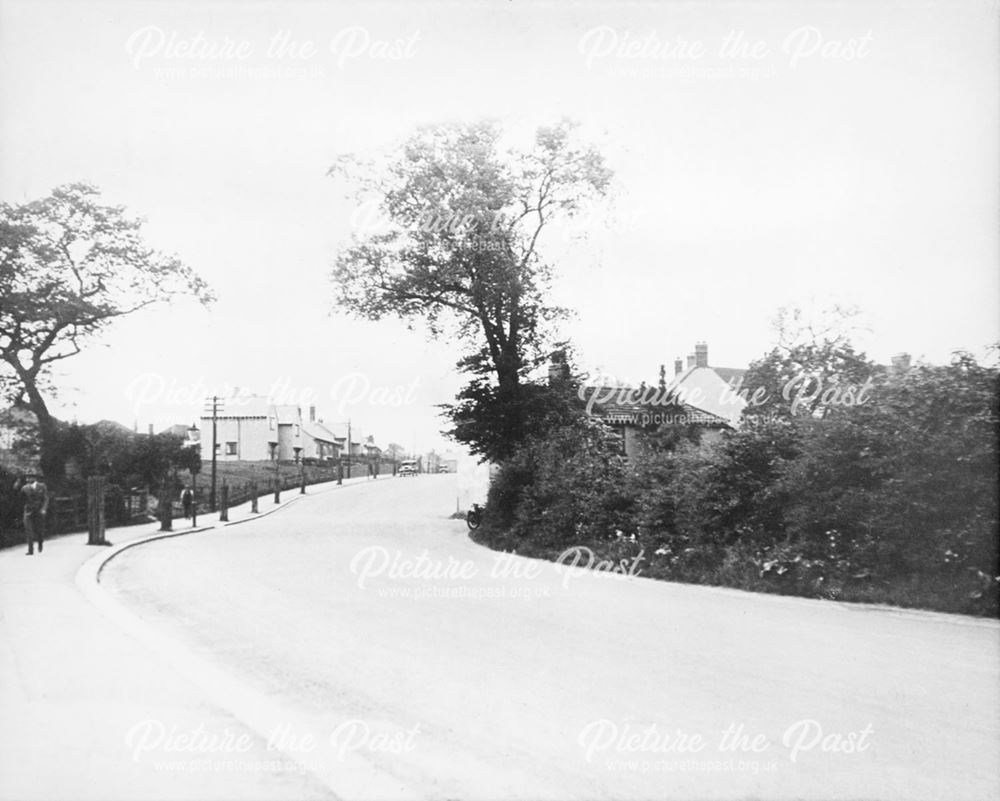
(1, 0, 997, 454)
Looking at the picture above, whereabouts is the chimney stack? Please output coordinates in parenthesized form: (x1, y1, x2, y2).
(694, 341, 708, 368)
(309, 405, 316, 422)
(890, 353, 911, 373)
(686, 353, 696, 369)
(674, 357, 684, 375)
(548, 350, 569, 384)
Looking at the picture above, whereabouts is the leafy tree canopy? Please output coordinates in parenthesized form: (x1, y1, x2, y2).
(329, 120, 611, 460)
(0, 183, 213, 477)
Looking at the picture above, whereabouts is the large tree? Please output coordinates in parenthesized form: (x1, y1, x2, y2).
(742, 304, 876, 419)
(0, 183, 213, 479)
(329, 120, 611, 460)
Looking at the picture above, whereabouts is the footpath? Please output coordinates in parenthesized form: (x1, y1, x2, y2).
(0, 477, 371, 801)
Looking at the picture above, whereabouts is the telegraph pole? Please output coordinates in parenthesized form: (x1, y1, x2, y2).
(203, 395, 224, 511)
(346, 418, 351, 480)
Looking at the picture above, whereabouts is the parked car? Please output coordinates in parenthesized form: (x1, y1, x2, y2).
(399, 460, 418, 476)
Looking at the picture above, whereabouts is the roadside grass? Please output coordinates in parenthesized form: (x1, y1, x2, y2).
(471, 522, 998, 617)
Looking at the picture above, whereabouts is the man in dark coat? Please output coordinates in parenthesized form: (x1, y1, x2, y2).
(181, 486, 194, 520)
(21, 472, 49, 556)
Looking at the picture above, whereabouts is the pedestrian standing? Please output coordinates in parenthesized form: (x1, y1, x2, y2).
(181, 486, 194, 520)
(21, 472, 49, 556)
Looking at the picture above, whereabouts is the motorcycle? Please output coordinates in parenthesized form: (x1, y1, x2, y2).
(466, 503, 483, 531)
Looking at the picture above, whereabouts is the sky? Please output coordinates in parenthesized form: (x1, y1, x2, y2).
(1, 0, 997, 454)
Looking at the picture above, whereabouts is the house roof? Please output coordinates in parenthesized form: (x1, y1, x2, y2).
(202, 395, 271, 420)
(586, 359, 749, 429)
(196, 397, 303, 424)
(321, 423, 355, 444)
(302, 421, 342, 445)
(711, 366, 747, 385)
(586, 387, 732, 428)
(159, 423, 194, 438)
(274, 405, 302, 425)
(666, 366, 747, 426)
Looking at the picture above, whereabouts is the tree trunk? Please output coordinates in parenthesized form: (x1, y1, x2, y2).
(22, 380, 65, 482)
(495, 337, 521, 395)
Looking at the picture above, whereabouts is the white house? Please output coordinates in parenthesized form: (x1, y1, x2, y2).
(301, 407, 344, 462)
(586, 342, 749, 459)
(200, 396, 304, 462)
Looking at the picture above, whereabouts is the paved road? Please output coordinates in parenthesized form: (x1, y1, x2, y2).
(0, 494, 337, 801)
(103, 475, 1000, 800)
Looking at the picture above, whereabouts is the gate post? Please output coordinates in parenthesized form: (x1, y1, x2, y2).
(158, 482, 172, 532)
(219, 481, 229, 522)
(87, 476, 107, 545)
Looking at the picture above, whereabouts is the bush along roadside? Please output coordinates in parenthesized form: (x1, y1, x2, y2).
(474, 351, 999, 617)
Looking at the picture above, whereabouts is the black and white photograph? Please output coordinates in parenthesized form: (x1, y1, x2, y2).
(1, 1, 998, 799)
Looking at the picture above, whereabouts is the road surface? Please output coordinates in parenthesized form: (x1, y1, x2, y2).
(103, 475, 1000, 800)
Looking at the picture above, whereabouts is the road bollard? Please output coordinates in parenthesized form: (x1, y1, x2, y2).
(219, 482, 229, 522)
(159, 489, 172, 532)
(87, 476, 107, 545)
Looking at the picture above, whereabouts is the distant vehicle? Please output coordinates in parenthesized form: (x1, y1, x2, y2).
(399, 460, 418, 476)
(438, 465, 450, 473)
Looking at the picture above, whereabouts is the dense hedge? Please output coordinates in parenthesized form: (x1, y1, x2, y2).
(477, 352, 999, 616)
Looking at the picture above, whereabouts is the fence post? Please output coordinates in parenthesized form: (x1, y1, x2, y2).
(220, 481, 229, 522)
(158, 484, 172, 532)
(251, 481, 259, 513)
(274, 478, 281, 505)
(87, 476, 107, 545)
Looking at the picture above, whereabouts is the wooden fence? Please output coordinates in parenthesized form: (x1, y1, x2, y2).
(1, 485, 149, 546)
(2, 459, 400, 546)
(178, 460, 388, 518)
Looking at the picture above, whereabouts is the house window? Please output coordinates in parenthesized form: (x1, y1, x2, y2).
(295, 424, 300, 437)
(225, 442, 237, 456)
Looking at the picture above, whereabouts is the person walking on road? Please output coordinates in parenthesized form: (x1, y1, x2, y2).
(21, 472, 49, 556)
